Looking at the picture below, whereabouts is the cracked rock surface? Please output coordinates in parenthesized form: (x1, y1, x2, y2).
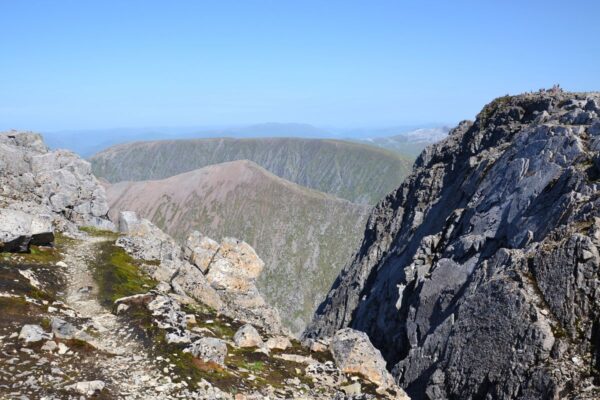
(305, 90, 600, 399)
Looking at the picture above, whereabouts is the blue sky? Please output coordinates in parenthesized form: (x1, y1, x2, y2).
(1, 0, 599, 131)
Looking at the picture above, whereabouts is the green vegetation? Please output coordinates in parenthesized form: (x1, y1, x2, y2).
(91, 137, 414, 205)
(240, 361, 264, 374)
(0, 264, 63, 330)
(106, 160, 370, 333)
(122, 300, 316, 393)
(79, 226, 120, 240)
(91, 240, 157, 306)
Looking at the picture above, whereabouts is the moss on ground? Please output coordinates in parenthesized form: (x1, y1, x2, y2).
(91, 240, 157, 307)
(79, 226, 120, 240)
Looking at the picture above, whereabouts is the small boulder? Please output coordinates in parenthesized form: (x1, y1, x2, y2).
(165, 330, 191, 345)
(310, 340, 328, 353)
(114, 292, 155, 308)
(51, 317, 77, 339)
(57, 342, 69, 355)
(189, 337, 228, 366)
(342, 382, 362, 396)
(233, 324, 263, 348)
(41, 340, 58, 352)
(18, 324, 52, 343)
(66, 380, 105, 395)
(265, 336, 292, 350)
(118, 211, 141, 234)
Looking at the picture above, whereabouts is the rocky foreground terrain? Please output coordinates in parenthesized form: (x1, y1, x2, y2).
(0, 132, 408, 399)
(305, 90, 600, 399)
(105, 160, 369, 334)
(90, 137, 413, 205)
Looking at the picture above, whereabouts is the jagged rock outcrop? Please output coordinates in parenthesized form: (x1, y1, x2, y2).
(305, 90, 600, 399)
(116, 211, 286, 335)
(105, 159, 370, 334)
(0, 130, 114, 250)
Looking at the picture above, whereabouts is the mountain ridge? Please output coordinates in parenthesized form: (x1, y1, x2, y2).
(91, 136, 414, 205)
(105, 159, 370, 333)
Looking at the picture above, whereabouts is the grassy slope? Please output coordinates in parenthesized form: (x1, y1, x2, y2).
(91, 137, 413, 205)
(106, 161, 370, 334)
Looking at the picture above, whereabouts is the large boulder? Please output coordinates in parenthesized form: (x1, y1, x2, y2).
(116, 211, 181, 261)
(184, 231, 220, 273)
(116, 215, 284, 335)
(19, 324, 52, 343)
(330, 328, 396, 390)
(0, 209, 54, 252)
(233, 324, 263, 348)
(189, 337, 228, 366)
(205, 238, 264, 293)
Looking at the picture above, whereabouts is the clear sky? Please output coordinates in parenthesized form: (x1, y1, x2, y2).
(1, 0, 599, 131)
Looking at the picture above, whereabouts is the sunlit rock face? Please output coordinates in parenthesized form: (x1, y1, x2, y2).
(305, 91, 600, 399)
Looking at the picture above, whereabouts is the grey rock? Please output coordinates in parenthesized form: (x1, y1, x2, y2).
(0, 209, 54, 252)
(330, 328, 397, 390)
(189, 337, 228, 366)
(265, 335, 292, 350)
(116, 216, 285, 334)
(305, 91, 600, 399)
(183, 230, 219, 273)
(40, 340, 58, 352)
(18, 324, 52, 343)
(233, 324, 263, 348)
(50, 317, 77, 340)
(65, 380, 105, 395)
(341, 382, 361, 396)
(0, 131, 115, 233)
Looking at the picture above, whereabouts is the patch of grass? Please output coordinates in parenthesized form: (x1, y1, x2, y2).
(5, 245, 61, 265)
(79, 226, 119, 240)
(240, 361, 264, 374)
(91, 240, 157, 306)
(63, 338, 97, 354)
(40, 316, 51, 330)
(1, 232, 76, 267)
(182, 303, 240, 339)
(0, 296, 46, 331)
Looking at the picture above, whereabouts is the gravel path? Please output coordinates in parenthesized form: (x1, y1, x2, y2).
(62, 234, 183, 399)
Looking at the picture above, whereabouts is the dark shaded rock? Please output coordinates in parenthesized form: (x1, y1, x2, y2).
(305, 91, 600, 399)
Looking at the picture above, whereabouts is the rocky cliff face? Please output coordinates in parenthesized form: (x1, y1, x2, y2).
(0, 130, 114, 238)
(305, 90, 600, 399)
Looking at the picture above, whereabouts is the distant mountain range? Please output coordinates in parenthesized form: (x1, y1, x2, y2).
(91, 137, 414, 205)
(356, 126, 451, 157)
(105, 160, 370, 333)
(43, 122, 449, 157)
